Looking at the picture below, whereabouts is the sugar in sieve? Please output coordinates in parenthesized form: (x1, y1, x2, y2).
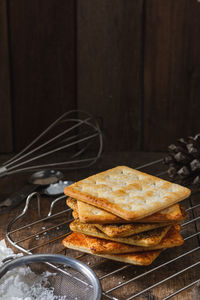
(0, 254, 102, 300)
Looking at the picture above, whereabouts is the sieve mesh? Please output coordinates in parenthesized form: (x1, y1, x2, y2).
(29, 262, 94, 300)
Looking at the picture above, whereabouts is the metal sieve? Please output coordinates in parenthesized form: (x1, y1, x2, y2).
(0, 254, 102, 300)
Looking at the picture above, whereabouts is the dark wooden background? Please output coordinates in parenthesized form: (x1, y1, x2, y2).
(1, 0, 200, 153)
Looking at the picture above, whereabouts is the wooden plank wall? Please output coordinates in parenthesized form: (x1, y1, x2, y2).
(0, 0, 13, 152)
(143, 0, 200, 150)
(7, 0, 76, 152)
(0, 0, 200, 153)
(77, 0, 144, 151)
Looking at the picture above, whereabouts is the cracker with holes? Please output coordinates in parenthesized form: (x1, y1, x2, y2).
(70, 220, 171, 247)
(67, 197, 125, 223)
(67, 197, 187, 224)
(95, 221, 172, 238)
(85, 225, 183, 254)
(77, 198, 128, 223)
(62, 232, 162, 266)
(64, 166, 191, 221)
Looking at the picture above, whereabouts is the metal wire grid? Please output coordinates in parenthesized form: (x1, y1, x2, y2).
(6, 159, 200, 300)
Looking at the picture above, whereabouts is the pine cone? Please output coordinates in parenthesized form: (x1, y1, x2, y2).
(163, 133, 200, 186)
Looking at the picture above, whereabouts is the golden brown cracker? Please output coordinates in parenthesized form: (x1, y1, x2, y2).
(64, 166, 190, 221)
(66, 197, 78, 211)
(70, 220, 171, 247)
(73, 198, 186, 224)
(85, 225, 184, 254)
(72, 210, 79, 219)
(95, 221, 172, 238)
(62, 232, 161, 266)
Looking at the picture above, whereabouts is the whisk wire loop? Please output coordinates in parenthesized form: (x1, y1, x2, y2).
(0, 110, 103, 177)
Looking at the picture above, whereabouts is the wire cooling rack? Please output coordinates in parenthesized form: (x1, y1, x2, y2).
(6, 159, 200, 300)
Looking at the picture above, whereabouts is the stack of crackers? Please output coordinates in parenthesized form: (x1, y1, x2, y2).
(63, 166, 191, 266)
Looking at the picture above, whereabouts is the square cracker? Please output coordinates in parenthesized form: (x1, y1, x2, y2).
(70, 220, 171, 247)
(67, 197, 126, 223)
(85, 225, 183, 254)
(77, 199, 128, 223)
(64, 166, 191, 221)
(62, 232, 161, 266)
(95, 221, 172, 238)
(68, 197, 187, 224)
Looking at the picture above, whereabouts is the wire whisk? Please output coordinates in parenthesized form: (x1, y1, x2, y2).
(0, 110, 103, 177)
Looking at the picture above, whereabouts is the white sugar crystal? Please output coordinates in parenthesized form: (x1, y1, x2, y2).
(45, 181, 66, 195)
(0, 240, 67, 300)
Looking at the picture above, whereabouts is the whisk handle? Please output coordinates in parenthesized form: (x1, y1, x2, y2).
(0, 166, 8, 177)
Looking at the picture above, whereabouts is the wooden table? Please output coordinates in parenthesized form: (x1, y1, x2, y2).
(0, 152, 199, 300)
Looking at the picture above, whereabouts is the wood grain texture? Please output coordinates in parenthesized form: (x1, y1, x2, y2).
(77, 0, 144, 151)
(2, 1, 200, 153)
(0, 0, 13, 152)
(143, 0, 200, 151)
(8, 0, 76, 151)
